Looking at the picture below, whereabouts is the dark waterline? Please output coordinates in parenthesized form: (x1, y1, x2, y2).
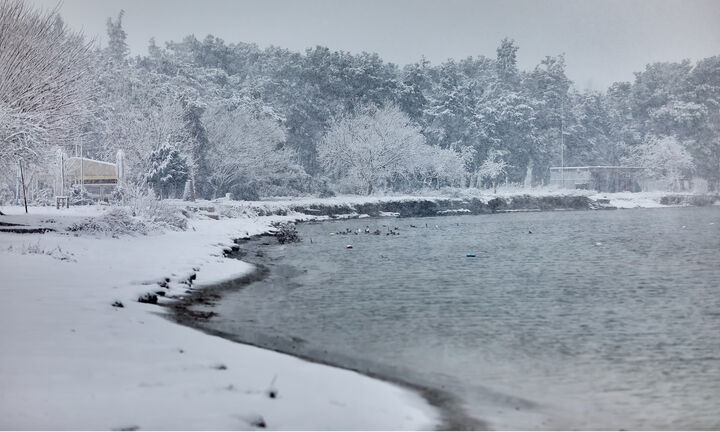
(191, 207, 720, 430)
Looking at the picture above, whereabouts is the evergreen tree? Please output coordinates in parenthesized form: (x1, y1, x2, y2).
(397, 59, 431, 121)
(146, 143, 189, 199)
(525, 54, 571, 184)
(179, 98, 211, 198)
(496, 38, 519, 86)
(106, 10, 129, 64)
(606, 82, 640, 165)
(684, 56, 720, 190)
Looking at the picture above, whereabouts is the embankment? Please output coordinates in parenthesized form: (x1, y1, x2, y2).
(274, 193, 718, 219)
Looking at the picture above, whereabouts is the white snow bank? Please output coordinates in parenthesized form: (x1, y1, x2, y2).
(200, 188, 687, 215)
(0, 205, 438, 430)
(589, 191, 669, 208)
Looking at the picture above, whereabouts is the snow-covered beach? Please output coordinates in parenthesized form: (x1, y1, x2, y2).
(0, 191, 717, 430)
(0, 201, 441, 430)
(2, 0, 720, 428)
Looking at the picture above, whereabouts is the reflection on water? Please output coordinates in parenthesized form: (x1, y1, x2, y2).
(205, 207, 720, 430)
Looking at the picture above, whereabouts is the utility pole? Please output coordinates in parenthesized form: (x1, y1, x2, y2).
(58, 150, 65, 196)
(80, 141, 84, 193)
(560, 95, 565, 189)
(15, 163, 20, 205)
(19, 159, 28, 214)
(61, 152, 65, 196)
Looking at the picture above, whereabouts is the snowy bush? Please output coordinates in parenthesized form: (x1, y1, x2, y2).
(216, 204, 259, 219)
(108, 187, 125, 205)
(67, 207, 148, 236)
(69, 185, 93, 206)
(129, 192, 188, 231)
(65, 196, 187, 235)
(31, 186, 54, 206)
(274, 223, 300, 244)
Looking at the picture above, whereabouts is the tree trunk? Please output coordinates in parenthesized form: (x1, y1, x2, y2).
(366, 182, 373, 195)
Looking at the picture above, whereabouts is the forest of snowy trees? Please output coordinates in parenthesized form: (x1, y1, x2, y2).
(1, 0, 719, 205)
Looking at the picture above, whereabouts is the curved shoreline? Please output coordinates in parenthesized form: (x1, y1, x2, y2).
(165, 195, 719, 430)
(168, 232, 487, 431)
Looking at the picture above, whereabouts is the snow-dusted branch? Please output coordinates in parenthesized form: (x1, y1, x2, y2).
(0, 0, 93, 168)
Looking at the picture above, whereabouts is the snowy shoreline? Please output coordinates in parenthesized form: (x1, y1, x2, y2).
(0, 203, 439, 430)
(1, 191, 717, 430)
(169, 234, 486, 431)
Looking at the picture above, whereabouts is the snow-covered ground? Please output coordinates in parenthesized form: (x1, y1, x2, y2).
(0, 190, 710, 430)
(0, 204, 438, 430)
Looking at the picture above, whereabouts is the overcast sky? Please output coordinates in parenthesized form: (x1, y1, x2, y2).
(28, 0, 720, 90)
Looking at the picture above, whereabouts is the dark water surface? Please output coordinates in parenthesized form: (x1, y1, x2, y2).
(203, 207, 720, 429)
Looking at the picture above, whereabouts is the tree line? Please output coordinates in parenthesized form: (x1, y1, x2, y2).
(1, 1, 719, 204)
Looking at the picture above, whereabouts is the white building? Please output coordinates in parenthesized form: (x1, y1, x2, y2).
(549, 166, 644, 192)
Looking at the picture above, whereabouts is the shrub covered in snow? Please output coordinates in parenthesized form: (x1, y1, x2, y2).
(128, 191, 188, 231)
(67, 207, 149, 236)
(66, 201, 186, 236)
(274, 223, 300, 244)
(69, 185, 93, 206)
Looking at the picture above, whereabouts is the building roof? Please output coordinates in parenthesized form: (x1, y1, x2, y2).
(66, 157, 117, 180)
(66, 157, 116, 167)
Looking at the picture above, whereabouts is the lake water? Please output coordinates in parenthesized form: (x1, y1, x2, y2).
(201, 207, 720, 430)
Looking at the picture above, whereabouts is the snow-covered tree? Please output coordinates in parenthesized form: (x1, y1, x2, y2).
(408, 145, 467, 189)
(106, 10, 129, 65)
(146, 143, 190, 199)
(0, 0, 92, 169)
(397, 59, 431, 121)
(632, 135, 694, 191)
(319, 105, 427, 195)
(476, 91, 538, 183)
(27, 9, 715, 197)
(204, 102, 306, 199)
(92, 83, 189, 188)
(496, 38, 519, 85)
(178, 97, 211, 198)
(422, 60, 481, 152)
(477, 150, 510, 193)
